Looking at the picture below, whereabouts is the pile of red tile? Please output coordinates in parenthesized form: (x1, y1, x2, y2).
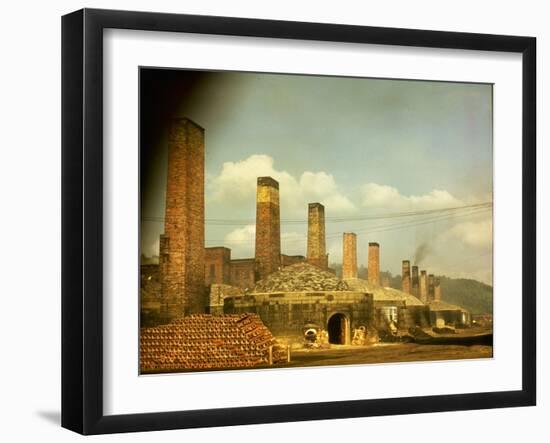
(140, 313, 286, 372)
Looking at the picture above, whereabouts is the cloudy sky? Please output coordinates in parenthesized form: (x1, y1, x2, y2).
(140, 69, 493, 284)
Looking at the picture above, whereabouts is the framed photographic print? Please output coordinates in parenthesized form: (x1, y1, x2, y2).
(61, 8, 536, 435)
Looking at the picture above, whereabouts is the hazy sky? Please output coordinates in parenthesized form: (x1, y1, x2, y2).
(140, 69, 493, 284)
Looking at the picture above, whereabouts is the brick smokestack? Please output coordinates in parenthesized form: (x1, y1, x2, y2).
(160, 118, 205, 320)
(411, 265, 419, 297)
(342, 233, 357, 279)
(402, 260, 411, 293)
(368, 242, 380, 285)
(428, 274, 435, 302)
(307, 203, 328, 270)
(419, 270, 428, 303)
(434, 277, 442, 302)
(255, 177, 281, 280)
(381, 274, 390, 287)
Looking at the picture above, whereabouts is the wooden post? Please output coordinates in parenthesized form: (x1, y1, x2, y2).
(268, 345, 273, 365)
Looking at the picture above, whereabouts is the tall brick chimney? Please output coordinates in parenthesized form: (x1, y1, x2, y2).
(160, 117, 206, 320)
(402, 260, 411, 293)
(411, 265, 419, 297)
(428, 274, 435, 302)
(368, 242, 380, 286)
(434, 277, 442, 302)
(255, 177, 281, 281)
(307, 203, 328, 269)
(342, 233, 358, 279)
(419, 270, 428, 303)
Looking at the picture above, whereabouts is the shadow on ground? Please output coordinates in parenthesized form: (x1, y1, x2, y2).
(36, 410, 61, 426)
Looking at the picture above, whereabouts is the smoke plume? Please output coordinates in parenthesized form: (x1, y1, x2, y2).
(414, 242, 431, 265)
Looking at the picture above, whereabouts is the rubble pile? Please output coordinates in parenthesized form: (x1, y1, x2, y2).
(140, 313, 286, 372)
(252, 263, 349, 293)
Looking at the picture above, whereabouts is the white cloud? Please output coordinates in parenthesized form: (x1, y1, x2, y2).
(445, 219, 493, 249)
(208, 165, 492, 282)
(223, 224, 307, 258)
(208, 154, 355, 216)
(225, 224, 256, 244)
(210, 155, 294, 203)
(361, 183, 463, 211)
(298, 171, 355, 212)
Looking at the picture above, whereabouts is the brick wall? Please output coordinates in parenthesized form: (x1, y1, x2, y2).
(204, 247, 231, 286)
(230, 259, 256, 290)
(281, 254, 306, 267)
(224, 291, 373, 339)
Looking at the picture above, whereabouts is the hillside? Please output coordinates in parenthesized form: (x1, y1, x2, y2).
(438, 276, 493, 315)
(331, 264, 493, 314)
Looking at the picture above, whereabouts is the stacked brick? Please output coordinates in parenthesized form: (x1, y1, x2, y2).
(140, 314, 285, 372)
(252, 262, 349, 293)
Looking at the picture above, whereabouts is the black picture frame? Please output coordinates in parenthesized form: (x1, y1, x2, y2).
(61, 8, 536, 435)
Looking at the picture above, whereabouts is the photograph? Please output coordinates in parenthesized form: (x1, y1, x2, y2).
(139, 68, 494, 374)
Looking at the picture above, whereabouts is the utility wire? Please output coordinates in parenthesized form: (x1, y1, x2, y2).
(143, 201, 493, 226)
(202, 206, 491, 246)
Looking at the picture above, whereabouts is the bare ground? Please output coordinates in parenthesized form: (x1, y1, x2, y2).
(285, 343, 493, 368)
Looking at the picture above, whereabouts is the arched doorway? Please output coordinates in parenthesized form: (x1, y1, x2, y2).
(327, 313, 348, 344)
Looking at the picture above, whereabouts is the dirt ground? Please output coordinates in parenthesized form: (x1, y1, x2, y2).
(285, 343, 493, 368)
(143, 343, 493, 374)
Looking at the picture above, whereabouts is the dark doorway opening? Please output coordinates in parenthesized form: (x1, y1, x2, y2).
(328, 313, 347, 344)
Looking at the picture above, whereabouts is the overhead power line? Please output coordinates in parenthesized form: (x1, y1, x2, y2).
(203, 205, 492, 246)
(144, 201, 493, 226)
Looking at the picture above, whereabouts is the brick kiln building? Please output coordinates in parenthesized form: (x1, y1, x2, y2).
(141, 117, 471, 364)
(214, 237, 434, 345)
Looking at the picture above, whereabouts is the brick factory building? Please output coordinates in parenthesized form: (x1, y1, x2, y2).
(140, 117, 472, 367)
